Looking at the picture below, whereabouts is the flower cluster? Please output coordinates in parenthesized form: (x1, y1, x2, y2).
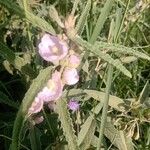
(28, 34, 80, 115)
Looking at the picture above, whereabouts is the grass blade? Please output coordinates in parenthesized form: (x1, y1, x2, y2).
(78, 115, 96, 150)
(75, 0, 91, 35)
(0, 91, 19, 109)
(90, 0, 114, 44)
(97, 65, 113, 150)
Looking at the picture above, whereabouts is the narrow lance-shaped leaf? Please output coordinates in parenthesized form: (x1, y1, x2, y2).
(104, 122, 134, 150)
(56, 99, 79, 150)
(120, 56, 137, 64)
(92, 123, 134, 150)
(78, 114, 96, 150)
(90, 0, 114, 43)
(29, 126, 42, 150)
(71, 0, 80, 15)
(113, 7, 122, 40)
(94, 41, 150, 61)
(0, 42, 15, 62)
(49, 5, 64, 28)
(0, 91, 19, 109)
(11, 67, 52, 150)
(73, 36, 132, 78)
(76, 0, 91, 35)
(138, 81, 150, 104)
(84, 89, 126, 112)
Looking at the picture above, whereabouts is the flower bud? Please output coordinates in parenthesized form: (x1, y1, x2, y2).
(63, 67, 79, 85)
(68, 54, 80, 68)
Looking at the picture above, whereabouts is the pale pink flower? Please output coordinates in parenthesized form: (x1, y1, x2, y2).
(28, 97, 43, 115)
(68, 54, 80, 68)
(38, 71, 63, 102)
(68, 99, 79, 112)
(38, 34, 68, 64)
(63, 67, 79, 85)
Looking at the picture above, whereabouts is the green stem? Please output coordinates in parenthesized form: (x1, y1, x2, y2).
(71, 0, 80, 15)
(97, 65, 113, 150)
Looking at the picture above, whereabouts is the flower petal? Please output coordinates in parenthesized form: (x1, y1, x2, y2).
(28, 97, 43, 114)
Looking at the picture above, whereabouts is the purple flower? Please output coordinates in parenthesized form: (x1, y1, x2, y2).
(68, 99, 79, 112)
(28, 97, 43, 115)
(63, 67, 79, 85)
(68, 54, 80, 68)
(38, 34, 68, 64)
(38, 71, 63, 102)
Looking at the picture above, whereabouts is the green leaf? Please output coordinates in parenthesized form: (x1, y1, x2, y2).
(0, 0, 55, 34)
(71, 0, 80, 15)
(48, 5, 64, 28)
(90, 0, 114, 43)
(120, 56, 137, 64)
(11, 66, 52, 150)
(64, 89, 126, 112)
(73, 36, 132, 78)
(0, 91, 19, 109)
(56, 99, 79, 150)
(0, 42, 36, 78)
(76, 0, 91, 35)
(29, 126, 42, 150)
(63, 89, 85, 99)
(113, 7, 122, 40)
(138, 80, 150, 104)
(91, 102, 103, 115)
(104, 122, 134, 150)
(78, 115, 96, 150)
(94, 41, 150, 61)
(84, 89, 126, 112)
(3, 60, 14, 74)
(0, 42, 15, 62)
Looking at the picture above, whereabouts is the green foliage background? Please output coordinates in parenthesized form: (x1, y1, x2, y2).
(0, 0, 149, 150)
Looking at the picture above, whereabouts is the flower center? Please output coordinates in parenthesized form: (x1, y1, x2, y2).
(47, 80, 56, 91)
(52, 46, 59, 54)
